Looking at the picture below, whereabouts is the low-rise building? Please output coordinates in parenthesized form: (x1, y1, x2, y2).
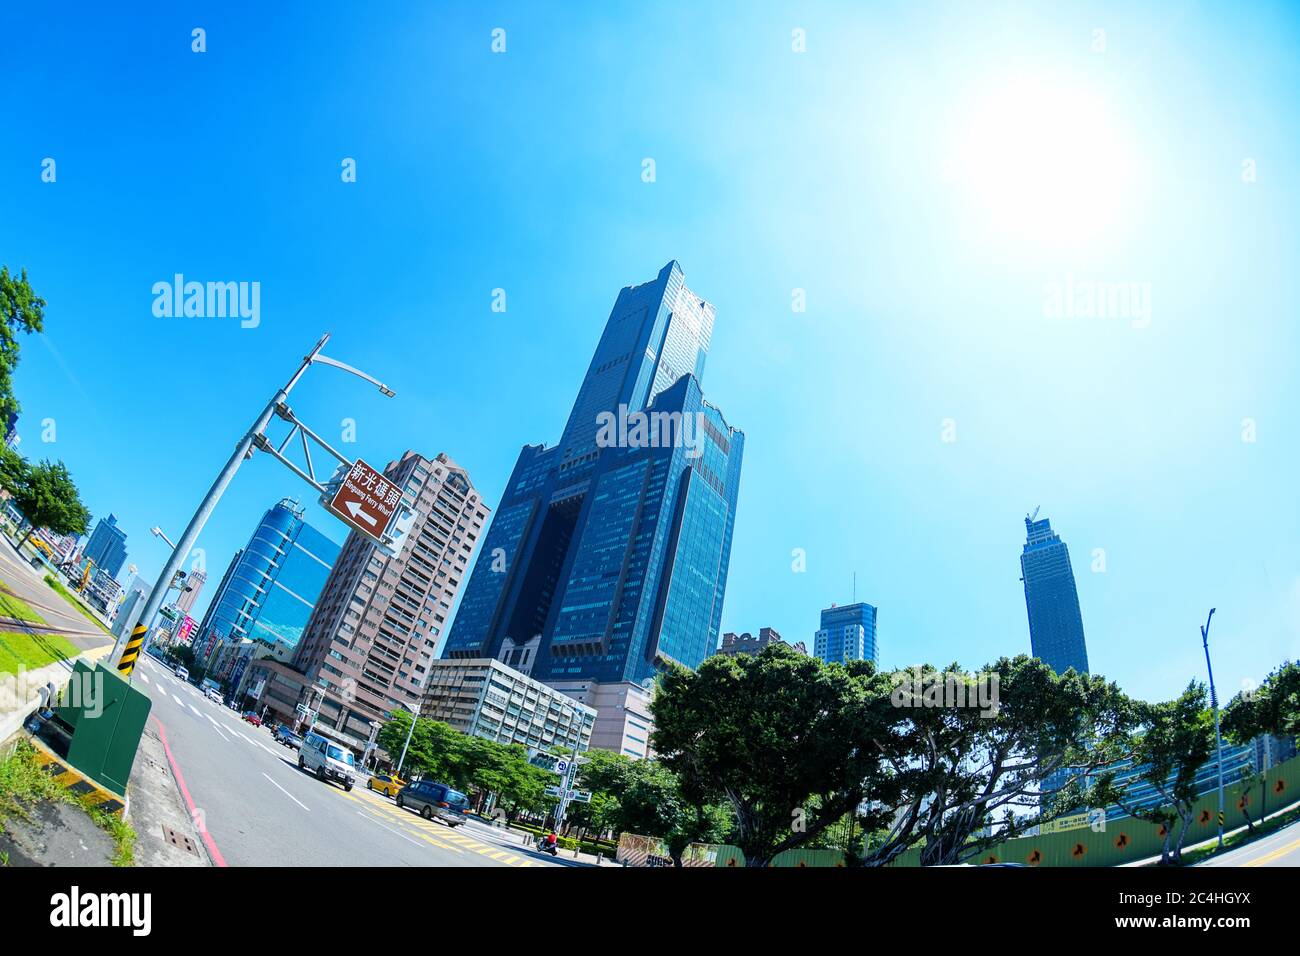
(547, 679, 656, 760)
(715, 626, 808, 657)
(421, 658, 595, 754)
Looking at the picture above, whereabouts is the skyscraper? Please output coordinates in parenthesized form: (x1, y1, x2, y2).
(83, 514, 128, 578)
(193, 498, 340, 666)
(1019, 511, 1089, 675)
(293, 451, 487, 748)
(174, 568, 206, 615)
(441, 261, 744, 688)
(814, 602, 879, 665)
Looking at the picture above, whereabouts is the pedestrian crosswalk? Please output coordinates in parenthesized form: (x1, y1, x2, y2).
(337, 788, 542, 867)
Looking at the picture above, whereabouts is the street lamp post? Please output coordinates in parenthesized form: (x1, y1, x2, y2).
(109, 333, 393, 679)
(1200, 608, 1226, 849)
(395, 702, 421, 778)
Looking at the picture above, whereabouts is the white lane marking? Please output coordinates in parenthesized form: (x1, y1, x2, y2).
(205, 715, 230, 741)
(140, 673, 150, 684)
(172, 693, 184, 707)
(189, 704, 203, 718)
(356, 810, 421, 846)
(262, 773, 310, 811)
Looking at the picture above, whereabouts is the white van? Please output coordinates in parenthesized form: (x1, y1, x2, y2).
(298, 733, 356, 791)
(175, 665, 190, 682)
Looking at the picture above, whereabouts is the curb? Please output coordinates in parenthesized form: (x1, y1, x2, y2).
(24, 733, 128, 817)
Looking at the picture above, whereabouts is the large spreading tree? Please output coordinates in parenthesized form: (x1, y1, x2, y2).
(889, 657, 1135, 866)
(652, 644, 905, 868)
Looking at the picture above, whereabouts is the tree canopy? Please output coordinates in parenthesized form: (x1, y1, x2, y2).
(11, 458, 90, 544)
(0, 265, 46, 423)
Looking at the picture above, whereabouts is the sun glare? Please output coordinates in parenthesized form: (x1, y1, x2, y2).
(948, 78, 1138, 250)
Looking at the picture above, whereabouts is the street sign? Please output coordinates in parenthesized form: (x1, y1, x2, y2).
(571, 790, 592, 803)
(544, 785, 563, 798)
(326, 459, 401, 543)
(554, 759, 569, 777)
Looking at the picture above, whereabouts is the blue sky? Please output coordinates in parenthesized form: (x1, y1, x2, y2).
(3, 2, 1298, 704)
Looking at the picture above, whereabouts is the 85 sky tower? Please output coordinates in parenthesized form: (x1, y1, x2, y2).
(442, 261, 744, 686)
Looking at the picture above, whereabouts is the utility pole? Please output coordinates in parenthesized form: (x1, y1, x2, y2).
(395, 702, 421, 778)
(1200, 608, 1226, 849)
(109, 333, 393, 679)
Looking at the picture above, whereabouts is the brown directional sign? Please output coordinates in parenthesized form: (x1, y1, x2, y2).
(327, 458, 400, 543)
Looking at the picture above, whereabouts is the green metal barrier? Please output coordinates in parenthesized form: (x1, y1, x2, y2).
(705, 752, 1300, 867)
(52, 658, 152, 794)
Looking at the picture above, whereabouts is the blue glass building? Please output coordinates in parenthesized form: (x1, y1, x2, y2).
(442, 262, 744, 684)
(193, 498, 341, 661)
(1020, 512, 1089, 676)
(83, 513, 128, 579)
(814, 602, 878, 665)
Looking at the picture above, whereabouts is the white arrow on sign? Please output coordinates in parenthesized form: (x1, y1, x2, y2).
(346, 500, 378, 527)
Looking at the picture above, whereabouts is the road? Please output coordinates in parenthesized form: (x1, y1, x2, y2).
(1198, 813, 1300, 867)
(131, 653, 585, 868)
(0, 538, 114, 654)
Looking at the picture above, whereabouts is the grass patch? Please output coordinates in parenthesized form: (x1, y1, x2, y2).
(0, 740, 135, 866)
(0, 581, 45, 624)
(0, 630, 78, 676)
(43, 575, 112, 636)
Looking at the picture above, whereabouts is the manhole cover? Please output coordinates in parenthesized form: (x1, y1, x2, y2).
(162, 824, 199, 856)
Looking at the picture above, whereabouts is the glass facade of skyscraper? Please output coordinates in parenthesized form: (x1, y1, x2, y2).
(194, 499, 340, 660)
(1020, 514, 1089, 676)
(814, 602, 878, 665)
(83, 513, 128, 579)
(442, 261, 744, 685)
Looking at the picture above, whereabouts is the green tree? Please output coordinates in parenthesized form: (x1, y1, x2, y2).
(0, 445, 29, 497)
(652, 644, 904, 868)
(1093, 682, 1216, 865)
(567, 748, 634, 838)
(1223, 660, 1300, 744)
(897, 657, 1135, 866)
(616, 760, 732, 867)
(376, 710, 464, 782)
(0, 265, 46, 422)
(11, 459, 90, 548)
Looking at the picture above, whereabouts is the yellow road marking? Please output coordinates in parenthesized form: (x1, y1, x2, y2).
(1244, 833, 1300, 867)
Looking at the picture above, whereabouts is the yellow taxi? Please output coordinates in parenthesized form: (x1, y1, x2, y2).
(367, 773, 406, 798)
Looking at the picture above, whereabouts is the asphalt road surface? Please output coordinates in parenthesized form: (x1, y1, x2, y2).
(131, 654, 585, 868)
(0, 540, 114, 654)
(1198, 813, 1300, 867)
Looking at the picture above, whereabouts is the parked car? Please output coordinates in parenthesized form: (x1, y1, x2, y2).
(367, 773, 406, 798)
(395, 780, 469, 826)
(241, 711, 263, 727)
(298, 733, 356, 791)
(174, 665, 190, 682)
(205, 688, 223, 705)
(273, 725, 303, 749)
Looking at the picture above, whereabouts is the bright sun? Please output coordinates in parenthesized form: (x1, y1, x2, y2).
(948, 78, 1137, 250)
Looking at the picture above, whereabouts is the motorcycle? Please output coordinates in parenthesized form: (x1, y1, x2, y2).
(536, 836, 560, 856)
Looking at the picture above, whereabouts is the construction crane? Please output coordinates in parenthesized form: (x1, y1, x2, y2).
(77, 558, 95, 593)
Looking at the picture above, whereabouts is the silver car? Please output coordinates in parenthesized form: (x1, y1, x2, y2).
(297, 733, 356, 791)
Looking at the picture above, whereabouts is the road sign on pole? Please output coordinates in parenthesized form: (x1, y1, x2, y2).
(326, 459, 401, 543)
